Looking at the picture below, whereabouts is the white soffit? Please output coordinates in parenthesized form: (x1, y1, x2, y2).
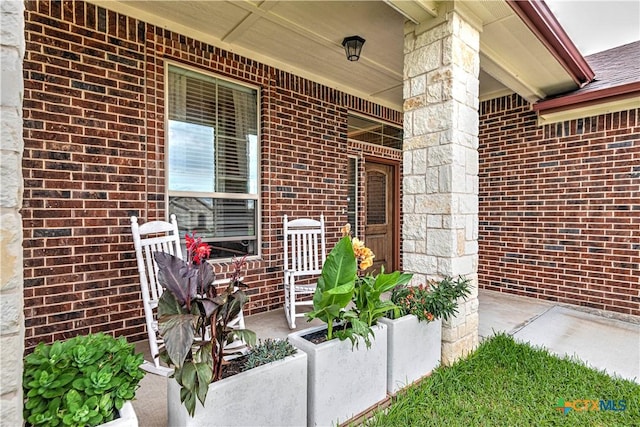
(87, 1, 579, 109)
(462, 1, 578, 103)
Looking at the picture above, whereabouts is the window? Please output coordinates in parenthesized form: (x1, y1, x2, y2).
(347, 114, 403, 149)
(167, 64, 259, 259)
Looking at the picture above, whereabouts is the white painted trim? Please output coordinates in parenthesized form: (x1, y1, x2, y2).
(537, 97, 640, 125)
(163, 61, 262, 261)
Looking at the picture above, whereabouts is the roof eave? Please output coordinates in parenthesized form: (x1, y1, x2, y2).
(506, 0, 595, 88)
(533, 82, 640, 114)
(533, 82, 640, 125)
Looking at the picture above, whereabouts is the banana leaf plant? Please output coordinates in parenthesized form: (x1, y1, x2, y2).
(306, 235, 357, 341)
(307, 227, 414, 348)
(353, 268, 413, 327)
(154, 234, 256, 416)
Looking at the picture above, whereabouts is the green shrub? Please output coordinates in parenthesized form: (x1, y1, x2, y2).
(242, 339, 297, 371)
(390, 276, 472, 322)
(23, 333, 145, 427)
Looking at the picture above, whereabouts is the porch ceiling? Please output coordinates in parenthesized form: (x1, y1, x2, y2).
(89, 0, 579, 110)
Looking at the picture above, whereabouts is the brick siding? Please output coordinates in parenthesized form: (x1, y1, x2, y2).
(24, 1, 637, 353)
(479, 94, 640, 316)
(22, 0, 401, 351)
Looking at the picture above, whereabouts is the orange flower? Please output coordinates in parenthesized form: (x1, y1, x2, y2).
(351, 237, 375, 270)
(360, 257, 374, 270)
(341, 223, 352, 237)
(351, 237, 365, 253)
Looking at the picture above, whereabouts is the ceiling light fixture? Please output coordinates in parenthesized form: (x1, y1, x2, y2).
(341, 35, 365, 61)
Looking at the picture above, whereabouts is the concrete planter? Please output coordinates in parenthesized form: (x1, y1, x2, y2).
(379, 315, 442, 394)
(167, 351, 307, 426)
(100, 402, 138, 427)
(288, 323, 388, 427)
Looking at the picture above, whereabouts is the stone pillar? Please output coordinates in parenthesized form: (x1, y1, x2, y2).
(0, 1, 25, 425)
(402, 5, 480, 365)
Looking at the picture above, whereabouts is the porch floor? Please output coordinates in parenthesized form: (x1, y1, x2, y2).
(131, 289, 640, 426)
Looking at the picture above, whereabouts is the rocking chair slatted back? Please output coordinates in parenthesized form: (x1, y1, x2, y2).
(131, 215, 182, 375)
(131, 215, 246, 375)
(283, 215, 326, 329)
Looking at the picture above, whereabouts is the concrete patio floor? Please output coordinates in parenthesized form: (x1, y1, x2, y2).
(131, 289, 640, 426)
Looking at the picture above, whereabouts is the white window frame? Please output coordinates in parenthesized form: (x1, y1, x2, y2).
(164, 61, 261, 261)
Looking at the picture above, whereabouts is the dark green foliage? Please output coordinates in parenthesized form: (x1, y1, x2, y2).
(242, 339, 297, 371)
(390, 276, 472, 322)
(23, 333, 145, 427)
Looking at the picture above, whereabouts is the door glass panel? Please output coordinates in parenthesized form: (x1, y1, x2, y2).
(366, 171, 386, 225)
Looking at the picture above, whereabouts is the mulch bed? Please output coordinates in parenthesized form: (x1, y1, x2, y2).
(302, 324, 348, 344)
(220, 354, 249, 379)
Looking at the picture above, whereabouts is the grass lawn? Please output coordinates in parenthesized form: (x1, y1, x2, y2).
(365, 334, 639, 426)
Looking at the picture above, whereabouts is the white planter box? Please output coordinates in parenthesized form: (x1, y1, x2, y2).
(288, 323, 388, 427)
(100, 401, 138, 427)
(167, 351, 307, 427)
(379, 315, 442, 394)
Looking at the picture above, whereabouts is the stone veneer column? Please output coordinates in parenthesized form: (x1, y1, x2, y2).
(0, 1, 25, 425)
(402, 5, 480, 365)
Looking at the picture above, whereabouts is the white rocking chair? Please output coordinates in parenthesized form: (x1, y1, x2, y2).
(131, 215, 246, 376)
(283, 215, 326, 329)
(131, 214, 182, 376)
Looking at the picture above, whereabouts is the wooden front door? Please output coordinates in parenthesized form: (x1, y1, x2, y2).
(364, 160, 398, 273)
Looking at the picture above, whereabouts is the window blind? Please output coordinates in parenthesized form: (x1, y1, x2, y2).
(167, 65, 259, 259)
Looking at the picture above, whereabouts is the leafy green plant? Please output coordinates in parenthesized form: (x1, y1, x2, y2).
(354, 269, 413, 327)
(306, 235, 357, 341)
(23, 333, 145, 427)
(390, 276, 472, 322)
(242, 339, 297, 371)
(337, 269, 413, 348)
(307, 226, 412, 348)
(155, 233, 256, 416)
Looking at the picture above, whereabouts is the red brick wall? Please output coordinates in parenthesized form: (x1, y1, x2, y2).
(479, 94, 640, 316)
(22, 0, 402, 351)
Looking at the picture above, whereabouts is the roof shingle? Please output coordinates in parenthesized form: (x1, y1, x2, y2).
(581, 41, 640, 92)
